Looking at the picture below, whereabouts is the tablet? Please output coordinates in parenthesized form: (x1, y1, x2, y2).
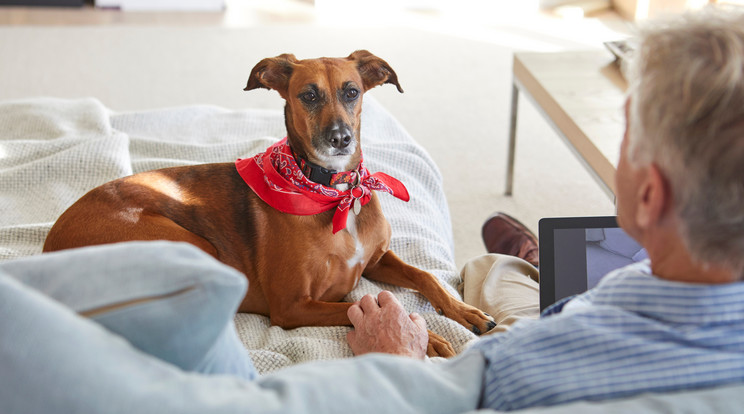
(538, 216, 648, 311)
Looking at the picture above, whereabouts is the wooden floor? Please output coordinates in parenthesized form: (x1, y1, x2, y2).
(2, 0, 741, 28)
(0, 0, 317, 26)
(0, 0, 637, 50)
(0, 0, 654, 29)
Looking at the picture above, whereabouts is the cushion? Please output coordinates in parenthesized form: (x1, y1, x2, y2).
(1, 269, 489, 414)
(0, 241, 257, 379)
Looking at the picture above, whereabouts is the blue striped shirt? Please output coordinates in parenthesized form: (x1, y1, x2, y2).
(470, 261, 744, 411)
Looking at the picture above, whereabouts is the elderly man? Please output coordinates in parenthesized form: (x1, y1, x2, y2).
(348, 8, 744, 410)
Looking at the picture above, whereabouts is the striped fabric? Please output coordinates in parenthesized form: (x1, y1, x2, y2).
(471, 261, 744, 411)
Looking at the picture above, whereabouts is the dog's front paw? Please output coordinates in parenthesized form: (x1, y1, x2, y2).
(467, 309, 497, 335)
(438, 302, 496, 336)
(426, 330, 456, 358)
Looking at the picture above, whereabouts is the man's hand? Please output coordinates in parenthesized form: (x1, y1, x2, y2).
(346, 291, 428, 359)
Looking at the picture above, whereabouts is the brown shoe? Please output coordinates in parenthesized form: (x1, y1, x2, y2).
(481, 212, 539, 268)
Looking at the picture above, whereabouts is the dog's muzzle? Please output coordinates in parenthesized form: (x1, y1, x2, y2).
(327, 123, 353, 151)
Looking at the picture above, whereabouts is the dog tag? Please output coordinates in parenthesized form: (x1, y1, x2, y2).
(353, 199, 362, 215)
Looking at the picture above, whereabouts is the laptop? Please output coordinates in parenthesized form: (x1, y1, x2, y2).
(538, 216, 648, 311)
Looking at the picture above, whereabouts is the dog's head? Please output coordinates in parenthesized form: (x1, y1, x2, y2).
(245, 50, 403, 173)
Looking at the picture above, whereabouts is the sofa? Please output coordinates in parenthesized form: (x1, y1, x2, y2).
(1, 96, 742, 413)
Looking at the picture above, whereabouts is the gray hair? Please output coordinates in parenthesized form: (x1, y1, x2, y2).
(626, 7, 744, 277)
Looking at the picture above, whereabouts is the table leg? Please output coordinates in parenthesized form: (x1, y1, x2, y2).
(505, 83, 519, 196)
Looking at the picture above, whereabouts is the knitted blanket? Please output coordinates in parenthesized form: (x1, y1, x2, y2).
(0, 96, 477, 373)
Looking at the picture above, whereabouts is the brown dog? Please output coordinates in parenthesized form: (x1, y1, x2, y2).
(43, 50, 495, 356)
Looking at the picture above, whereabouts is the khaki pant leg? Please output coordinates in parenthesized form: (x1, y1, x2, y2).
(459, 254, 540, 334)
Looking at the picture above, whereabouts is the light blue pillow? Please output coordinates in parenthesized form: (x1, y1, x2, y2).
(1, 241, 256, 379)
(0, 270, 487, 414)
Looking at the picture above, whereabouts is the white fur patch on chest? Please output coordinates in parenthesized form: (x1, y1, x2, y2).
(317, 153, 352, 173)
(345, 212, 365, 268)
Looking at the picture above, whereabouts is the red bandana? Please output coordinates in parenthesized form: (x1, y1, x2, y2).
(235, 138, 409, 234)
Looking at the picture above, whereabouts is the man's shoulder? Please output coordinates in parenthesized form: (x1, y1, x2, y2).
(475, 293, 744, 410)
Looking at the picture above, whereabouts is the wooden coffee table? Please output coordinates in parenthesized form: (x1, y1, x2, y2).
(505, 51, 628, 199)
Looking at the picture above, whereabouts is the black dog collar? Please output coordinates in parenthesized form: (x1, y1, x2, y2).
(294, 154, 360, 188)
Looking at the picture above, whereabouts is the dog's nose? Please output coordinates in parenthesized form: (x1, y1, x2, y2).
(329, 125, 353, 149)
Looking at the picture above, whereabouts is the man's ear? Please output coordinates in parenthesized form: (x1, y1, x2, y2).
(636, 163, 672, 229)
(348, 50, 404, 93)
(244, 54, 298, 98)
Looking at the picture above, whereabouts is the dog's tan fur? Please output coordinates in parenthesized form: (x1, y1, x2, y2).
(43, 51, 495, 356)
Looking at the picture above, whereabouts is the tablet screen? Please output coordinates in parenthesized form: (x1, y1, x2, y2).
(538, 216, 648, 311)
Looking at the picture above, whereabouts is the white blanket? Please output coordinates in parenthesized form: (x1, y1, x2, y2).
(0, 96, 477, 373)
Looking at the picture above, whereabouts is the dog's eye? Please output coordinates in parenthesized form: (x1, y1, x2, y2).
(345, 88, 359, 101)
(301, 92, 318, 104)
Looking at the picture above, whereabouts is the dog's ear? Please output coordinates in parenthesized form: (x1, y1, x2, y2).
(348, 50, 404, 93)
(244, 54, 298, 97)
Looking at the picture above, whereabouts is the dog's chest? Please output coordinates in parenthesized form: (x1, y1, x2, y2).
(344, 212, 366, 268)
(312, 213, 369, 301)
